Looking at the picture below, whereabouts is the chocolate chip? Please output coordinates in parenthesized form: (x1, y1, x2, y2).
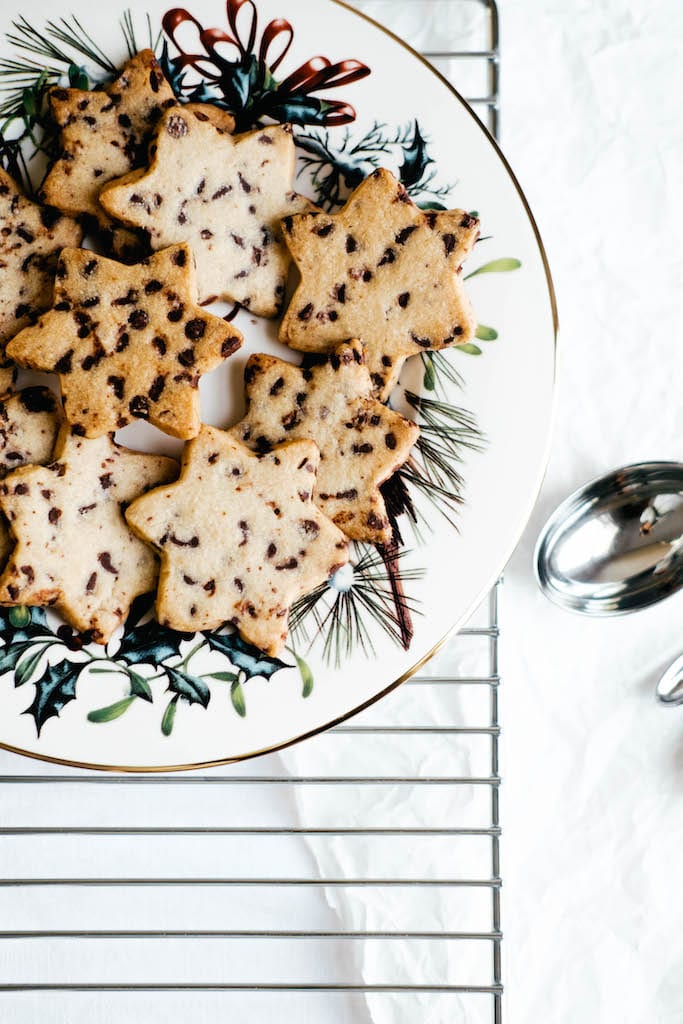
(345, 235, 357, 253)
(166, 114, 188, 138)
(352, 443, 373, 454)
(72, 424, 86, 436)
(115, 332, 130, 352)
(167, 306, 184, 322)
(128, 309, 149, 330)
(86, 572, 97, 593)
(184, 318, 206, 340)
(315, 222, 334, 237)
(98, 552, 118, 574)
(177, 349, 195, 367)
(237, 172, 251, 193)
(207, 452, 219, 464)
(269, 376, 284, 396)
(212, 185, 232, 200)
(112, 287, 138, 305)
(443, 233, 456, 255)
(117, 113, 132, 128)
(15, 226, 34, 243)
(362, 269, 373, 282)
(108, 376, 125, 399)
(333, 283, 346, 303)
(19, 388, 56, 414)
(233, 577, 244, 592)
(129, 395, 149, 418)
(385, 432, 397, 449)
(398, 291, 410, 308)
(378, 247, 396, 266)
(203, 579, 216, 594)
(172, 248, 187, 267)
(299, 520, 319, 537)
(55, 350, 73, 374)
(238, 520, 249, 546)
(275, 557, 298, 570)
(79, 503, 96, 514)
(100, 473, 113, 489)
(148, 376, 165, 401)
(297, 303, 313, 322)
(381, 355, 393, 367)
(152, 336, 167, 355)
(395, 225, 418, 244)
(221, 338, 239, 357)
(169, 532, 199, 547)
(48, 507, 61, 524)
(145, 279, 163, 294)
(82, 296, 100, 308)
(200, 229, 213, 239)
(266, 542, 277, 558)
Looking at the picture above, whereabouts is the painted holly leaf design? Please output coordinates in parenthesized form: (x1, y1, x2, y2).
(0, 607, 55, 680)
(117, 593, 190, 666)
(399, 120, 432, 189)
(204, 631, 289, 681)
(165, 665, 210, 709)
(24, 658, 82, 735)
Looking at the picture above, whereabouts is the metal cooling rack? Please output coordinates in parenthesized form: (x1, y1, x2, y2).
(0, 2, 502, 1021)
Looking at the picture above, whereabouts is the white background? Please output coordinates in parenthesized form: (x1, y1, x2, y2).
(500, 2, 683, 1021)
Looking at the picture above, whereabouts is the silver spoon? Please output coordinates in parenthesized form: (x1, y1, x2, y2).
(534, 462, 683, 704)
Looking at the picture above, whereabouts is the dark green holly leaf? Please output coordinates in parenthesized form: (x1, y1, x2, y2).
(399, 120, 433, 189)
(23, 659, 83, 736)
(166, 665, 210, 708)
(128, 671, 153, 703)
(161, 695, 178, 736)
(204, 631, 289, 681)
(118, 593, 189, 666)
(68, 64, 90, 90)
(87, 696, 136, 723)
(230, 677, 246, 718)
(416, 200, 448, 211)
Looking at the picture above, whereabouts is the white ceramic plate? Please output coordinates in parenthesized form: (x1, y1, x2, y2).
(0, 0, 556, 769)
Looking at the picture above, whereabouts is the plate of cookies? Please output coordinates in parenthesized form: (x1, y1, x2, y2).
(0, 0, 556, 769)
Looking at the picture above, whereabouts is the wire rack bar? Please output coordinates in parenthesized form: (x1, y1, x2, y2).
(0, 3, 503, 1019)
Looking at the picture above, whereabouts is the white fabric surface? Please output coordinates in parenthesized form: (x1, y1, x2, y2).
(283, 2, 683, 1022)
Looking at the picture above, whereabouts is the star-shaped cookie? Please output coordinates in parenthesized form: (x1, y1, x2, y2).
(100, 108, 310, 314)
(40, 49, 176, 253)
(278, 167, 480, 400)
(0, 430, 177, 643)
(126, 427, 349, 655)
(0, 168, 82, 392)
(0, 387, 64, 568)
(231, 340, 419, 544)
(6, 243, 243, 439)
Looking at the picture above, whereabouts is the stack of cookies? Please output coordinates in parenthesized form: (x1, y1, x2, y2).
(0, 50, 479, 657)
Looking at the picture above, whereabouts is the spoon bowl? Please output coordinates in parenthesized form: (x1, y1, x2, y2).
(535, 462, 683, 615)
